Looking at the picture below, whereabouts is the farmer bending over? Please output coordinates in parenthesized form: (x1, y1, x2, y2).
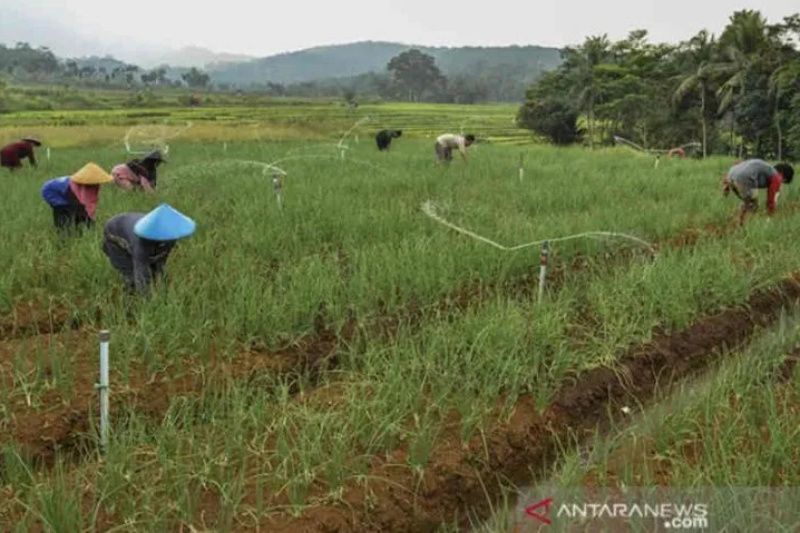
(102, 203, 195, 294)
(376, 129, 402, 151)
(41, 163, 113, 233)
(113, 150, 166, 191)
(435, 133, 475, 163)
(723, 159, 794, 225)
(1, 138, 41, 171)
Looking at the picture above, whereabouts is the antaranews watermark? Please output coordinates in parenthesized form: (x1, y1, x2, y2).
(512, 487, 799, 532)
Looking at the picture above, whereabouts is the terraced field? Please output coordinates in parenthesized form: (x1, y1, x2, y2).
(0, 101, 529, 148)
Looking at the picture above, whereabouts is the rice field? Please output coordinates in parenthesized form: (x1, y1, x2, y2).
(0, 103, 798, 531)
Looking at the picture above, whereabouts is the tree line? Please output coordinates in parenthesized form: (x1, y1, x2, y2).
(0, 43, 212, 90)
(518, 10, 800, 159)
(0, 42, 544, 103)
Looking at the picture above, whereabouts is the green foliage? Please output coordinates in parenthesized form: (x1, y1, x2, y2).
(386, 49, 446, 102)
(517, 73, 581, 144)
(519, 10, 800, 158)
(181, 67, 210, 89)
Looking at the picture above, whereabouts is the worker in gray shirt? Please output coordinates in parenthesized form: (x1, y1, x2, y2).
(102, 204, 196, 294)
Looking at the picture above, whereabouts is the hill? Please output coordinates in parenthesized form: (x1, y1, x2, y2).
(209, 41, 562, 87)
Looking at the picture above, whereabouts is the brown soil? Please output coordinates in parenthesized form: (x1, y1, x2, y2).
(0, 332, 341, 469)
(262, 276, 800, 532)
(0, 301, 77, 339)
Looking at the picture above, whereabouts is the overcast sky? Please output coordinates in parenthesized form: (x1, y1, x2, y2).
(2, 0, 797, 59)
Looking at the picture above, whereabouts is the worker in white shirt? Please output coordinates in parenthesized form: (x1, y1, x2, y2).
(435, 133, 476, 163)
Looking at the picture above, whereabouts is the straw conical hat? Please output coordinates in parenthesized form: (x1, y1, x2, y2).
(71, 162, 113, 185)
(134, 203, 196, 241)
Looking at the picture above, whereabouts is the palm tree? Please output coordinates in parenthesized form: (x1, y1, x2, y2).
(716, 10, 770, 155)
(673, 31, 718, 158)
(564, 35, 611, 149)
(769, 62, 800, 160)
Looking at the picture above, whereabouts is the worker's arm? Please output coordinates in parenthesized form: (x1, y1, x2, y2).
(458, 141, 468, 161)
(767, 174, 782, 215)
(140, 176, 155, 193)
(27, 147, 37, 167)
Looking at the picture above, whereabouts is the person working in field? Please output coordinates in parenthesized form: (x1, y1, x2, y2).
(41, 163, 113, 232)
(112, 160, 154, 192)
(1, 138, 41, 171)
(722, 159, 794, 225)
(112, 150, 166, 191)
(102, 203, 195, 294)
(375, 129, 402, 151)
(435, 133, 475, 163)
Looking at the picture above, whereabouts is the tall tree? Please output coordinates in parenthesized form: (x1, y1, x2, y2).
(562, 35, 611, 148)
(673, 31, 719, 157)
(387, 49, 446, 102)
(181, 67, 210, 89)
(716, 10, 771, 155)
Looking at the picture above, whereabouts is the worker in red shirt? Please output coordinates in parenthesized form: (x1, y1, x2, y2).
(722, 159, 794, 225)
(1, 138, 41, 171)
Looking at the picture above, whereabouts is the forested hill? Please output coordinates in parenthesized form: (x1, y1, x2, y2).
(208, 41, 563, 86)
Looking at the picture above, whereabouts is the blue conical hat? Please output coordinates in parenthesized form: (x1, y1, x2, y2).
(133, 203, 196, 241)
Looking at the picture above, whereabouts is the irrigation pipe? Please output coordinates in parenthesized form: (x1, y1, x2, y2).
(421, 201, 655, 254)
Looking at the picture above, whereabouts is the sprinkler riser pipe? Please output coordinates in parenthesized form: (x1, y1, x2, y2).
(538, 241, 550, 303)
(98, 330, 110, 452)
(272, 175, 284, 210)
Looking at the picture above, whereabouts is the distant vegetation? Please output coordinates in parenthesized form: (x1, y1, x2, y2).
(0, 41, 562, 105)
(518, 10, 800, 159)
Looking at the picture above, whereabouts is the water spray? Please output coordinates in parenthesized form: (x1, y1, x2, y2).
(123, 122, 193, 155)
(422, 201, 654, 306)
(614, 136, 701, 159)
(421, 201, 655, 253)
(336, 116, 371, 160)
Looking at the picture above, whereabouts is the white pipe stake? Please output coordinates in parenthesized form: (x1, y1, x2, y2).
(518, 154, 524, 182)
(97, 330, 110, 452)
(223, 142, 228, 153)
(272, 174, 284, 210)
(46, 147, 51, 161)
(538, 241, 549, 303)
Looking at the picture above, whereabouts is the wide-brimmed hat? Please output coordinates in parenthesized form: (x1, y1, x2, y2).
(134, 203, 196, 241)
(71, 162, 113, 185)
(143, 150, 166, 163)
(22, 137, 42, 146)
